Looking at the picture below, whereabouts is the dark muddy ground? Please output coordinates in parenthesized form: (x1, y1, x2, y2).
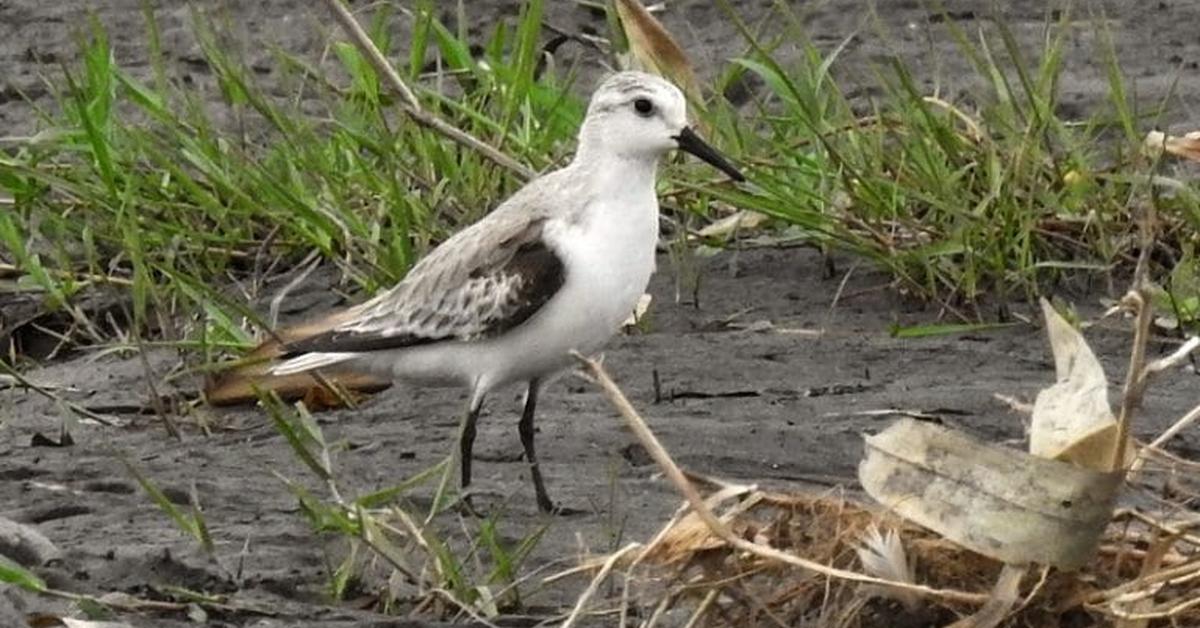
(3, 1, 1200, 627)
(4, 246, 1198, 626)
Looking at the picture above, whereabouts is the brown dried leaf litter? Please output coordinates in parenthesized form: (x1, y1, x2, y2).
(555, 409, 1200, 626)
(557, 324, 1199, 627)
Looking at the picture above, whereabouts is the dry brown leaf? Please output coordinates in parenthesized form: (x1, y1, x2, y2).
(1143, 130, 1200, 162)
(860, 418, 1122, 569)
(613, 0, 702, 108)
(1031, 299, 1132, 469)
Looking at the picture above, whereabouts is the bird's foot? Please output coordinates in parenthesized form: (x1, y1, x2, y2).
(455, 493, 487, 518)
(536, 494, 586, 517)
(543, 503, 586, 517)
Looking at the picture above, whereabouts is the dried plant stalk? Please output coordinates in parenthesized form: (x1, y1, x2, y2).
(570, 351, 989, 606)
(320, 0, 535, 180)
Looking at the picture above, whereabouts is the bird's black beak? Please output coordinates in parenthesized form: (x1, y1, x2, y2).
(673, 126, 745, 182)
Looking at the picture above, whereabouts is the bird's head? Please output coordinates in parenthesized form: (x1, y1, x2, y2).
(577, 71, 744, 182)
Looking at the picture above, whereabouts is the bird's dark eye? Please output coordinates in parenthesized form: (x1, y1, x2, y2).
(633, 98, 654, 116)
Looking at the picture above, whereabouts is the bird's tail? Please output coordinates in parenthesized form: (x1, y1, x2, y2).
(203, 313, 391, 406)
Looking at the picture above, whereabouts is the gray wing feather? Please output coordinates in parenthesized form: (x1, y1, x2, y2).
(281, 183, 572, 356)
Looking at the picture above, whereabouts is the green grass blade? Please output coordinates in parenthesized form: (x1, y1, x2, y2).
(888, 321, 1021, 339)
(354, 458, 450, 509)
(0, 555, 47, 593)
(121, 456, 200, 542)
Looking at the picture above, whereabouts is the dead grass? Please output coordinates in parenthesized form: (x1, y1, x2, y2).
(558, 355, 1200, 628)
(550, 456, 1199, 627)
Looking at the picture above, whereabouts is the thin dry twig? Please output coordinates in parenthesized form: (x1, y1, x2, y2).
(38, 585, 274, 617)
(1144, 336, 1200, 376)
(132, 334, 180, 440)
(0, 360, 116, 426)
(319, 0, 536, 180)
(1111, 210, 1158, 471)
(992, 392, 1034, 415)
(1145, 401, 1200, 453)
(1111, 509, 1200, 548)
(922, 96, 986, 143)
(1089, 559, 1200, 604)
(0, 262, 134, 287)
(268, 255, 322, 328)
(561, 543, 640, 628)
(570, 351, 990, 606)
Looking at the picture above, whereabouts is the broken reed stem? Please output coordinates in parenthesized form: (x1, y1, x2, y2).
(1142, 402, 1200, 456)
(320, 0, 536, 181)
(570, 351, 990, 607)
(1144, 336, 1200, 375)
(1111, 207, 1158, 472)
(321, 0, 420, 110)
(561, 543, 640, 628)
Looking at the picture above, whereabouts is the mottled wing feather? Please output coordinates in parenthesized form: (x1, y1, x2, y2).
(280, 219, 564, 357)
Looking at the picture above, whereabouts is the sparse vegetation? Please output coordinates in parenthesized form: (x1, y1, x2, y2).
(1, 0, 1198, 626)
(2, 3, 1197, 363)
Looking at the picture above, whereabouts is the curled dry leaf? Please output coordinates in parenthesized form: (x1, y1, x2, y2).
(860, 418, 1122, 569)
(1143, 130, 1200, 162)
(613, 0, 703, 108)
(1031, 298, 1132, 470)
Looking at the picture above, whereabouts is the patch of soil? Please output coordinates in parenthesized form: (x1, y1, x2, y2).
(4, 247, 1198, 626)
(3, 1, 1200, 626)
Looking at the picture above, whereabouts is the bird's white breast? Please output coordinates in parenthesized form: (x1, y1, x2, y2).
(551, 192, 660, 337)
(469, 182, 660, 389)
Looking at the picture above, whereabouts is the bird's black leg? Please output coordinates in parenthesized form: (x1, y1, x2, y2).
(519, 379, 558, 513)
(458, 394, 484, 514)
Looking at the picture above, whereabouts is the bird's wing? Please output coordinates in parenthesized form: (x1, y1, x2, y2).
(278, 213, 565, 357)
(203, 173, 576, 405)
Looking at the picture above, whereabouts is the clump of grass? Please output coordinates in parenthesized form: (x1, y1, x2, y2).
(3, 2, 1198, 368)
(692, 2, 1200, 313)
(261, 392, 547, 617)
(0, 1, 585, 364)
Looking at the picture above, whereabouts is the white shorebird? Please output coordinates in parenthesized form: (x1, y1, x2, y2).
(206, 71, 744, 512)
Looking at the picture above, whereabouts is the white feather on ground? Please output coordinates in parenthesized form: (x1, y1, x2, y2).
(855, 524, 921, 610)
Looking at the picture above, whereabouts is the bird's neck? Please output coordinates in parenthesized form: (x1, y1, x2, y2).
(569, 148, 660, 198)
(555, 153, 659, 242)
